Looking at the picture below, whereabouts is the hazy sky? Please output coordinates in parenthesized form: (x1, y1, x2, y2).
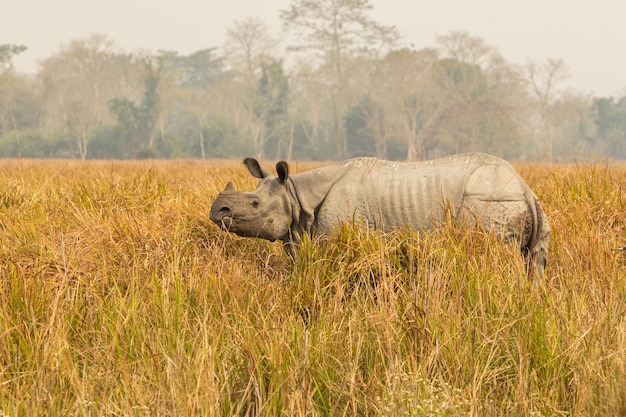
(3, 0, 625, 97)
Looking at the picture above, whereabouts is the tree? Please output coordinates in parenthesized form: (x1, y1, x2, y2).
(223, 18, 283, 159)
(175, 48, 227, 159)
(548, 92, 595, 160)
(137, 49, 228, 159)
(39, 34, 123, 159)
(591, 96, 626, 159)
(286, 57, 327, 159)
(344, 96, 380, 157)
(369, 48, 444, 160)
(523, 58, 569, 161)
(246, 59, 290, 159)
(281, 0, 399, 157)
(0, 44, 27, 72)
(108, 60, 160, 158)
(0, 44, 29, 157)
(224, 17, 277, 81)
(148, 50, 184, 156)
(432, 32, 525, 158)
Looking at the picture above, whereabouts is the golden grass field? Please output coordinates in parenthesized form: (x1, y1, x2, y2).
(0, 158, 625, 416)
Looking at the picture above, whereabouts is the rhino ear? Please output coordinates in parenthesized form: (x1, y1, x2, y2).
(276, 161, 289, 183)
(244, 157, 270, 179)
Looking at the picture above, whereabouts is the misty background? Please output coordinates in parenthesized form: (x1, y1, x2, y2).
(1, 0, 626, 161)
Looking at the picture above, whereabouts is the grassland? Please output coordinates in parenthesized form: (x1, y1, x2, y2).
(0, 158, 625, 416)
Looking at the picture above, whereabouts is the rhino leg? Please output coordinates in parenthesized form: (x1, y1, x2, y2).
(459, 198, 550, 279)
(282, 239, 299, 259)
(281, 227, 305, 259)
(459, 199, 533, 244)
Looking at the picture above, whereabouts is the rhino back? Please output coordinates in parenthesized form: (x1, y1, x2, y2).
(313, 154, 467, 233)
(313, 153, 532, 238)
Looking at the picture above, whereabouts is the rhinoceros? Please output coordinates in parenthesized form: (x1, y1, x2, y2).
(210, 153, 551, 276)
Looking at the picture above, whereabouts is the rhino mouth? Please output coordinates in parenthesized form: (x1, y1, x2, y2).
(210, 205, 234, 228)
(213, 215, 233, 230)
(217, 217, 232, 227)
(218, 208, 232, 221)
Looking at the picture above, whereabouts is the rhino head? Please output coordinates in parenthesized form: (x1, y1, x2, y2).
(210, 158, 293, 242)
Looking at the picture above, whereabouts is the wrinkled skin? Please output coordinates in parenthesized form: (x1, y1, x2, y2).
(210, 153, 551, 277)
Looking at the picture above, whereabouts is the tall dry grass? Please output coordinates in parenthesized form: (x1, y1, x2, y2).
(0, 158, 625, 416)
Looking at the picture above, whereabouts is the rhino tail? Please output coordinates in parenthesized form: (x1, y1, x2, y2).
(525, 192, 551, 279)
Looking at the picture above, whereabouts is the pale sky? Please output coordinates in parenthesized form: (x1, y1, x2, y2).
(3, 0, 625, 97)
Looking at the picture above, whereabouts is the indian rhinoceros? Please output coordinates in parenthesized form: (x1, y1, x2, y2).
(210, 153, 551, 277)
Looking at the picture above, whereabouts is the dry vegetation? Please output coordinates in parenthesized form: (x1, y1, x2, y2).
(0, 158, 625, 416)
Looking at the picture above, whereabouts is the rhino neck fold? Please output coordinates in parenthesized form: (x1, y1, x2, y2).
(284, 177, 306, 234)
(286, 170, 343, 236)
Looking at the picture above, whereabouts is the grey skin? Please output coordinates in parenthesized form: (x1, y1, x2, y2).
(210, 153, 551, 277)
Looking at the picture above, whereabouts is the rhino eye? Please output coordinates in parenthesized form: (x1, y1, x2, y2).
(251, 199, 260, 208)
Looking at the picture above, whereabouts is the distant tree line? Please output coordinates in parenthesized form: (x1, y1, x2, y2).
(1, 0, 625, 162)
